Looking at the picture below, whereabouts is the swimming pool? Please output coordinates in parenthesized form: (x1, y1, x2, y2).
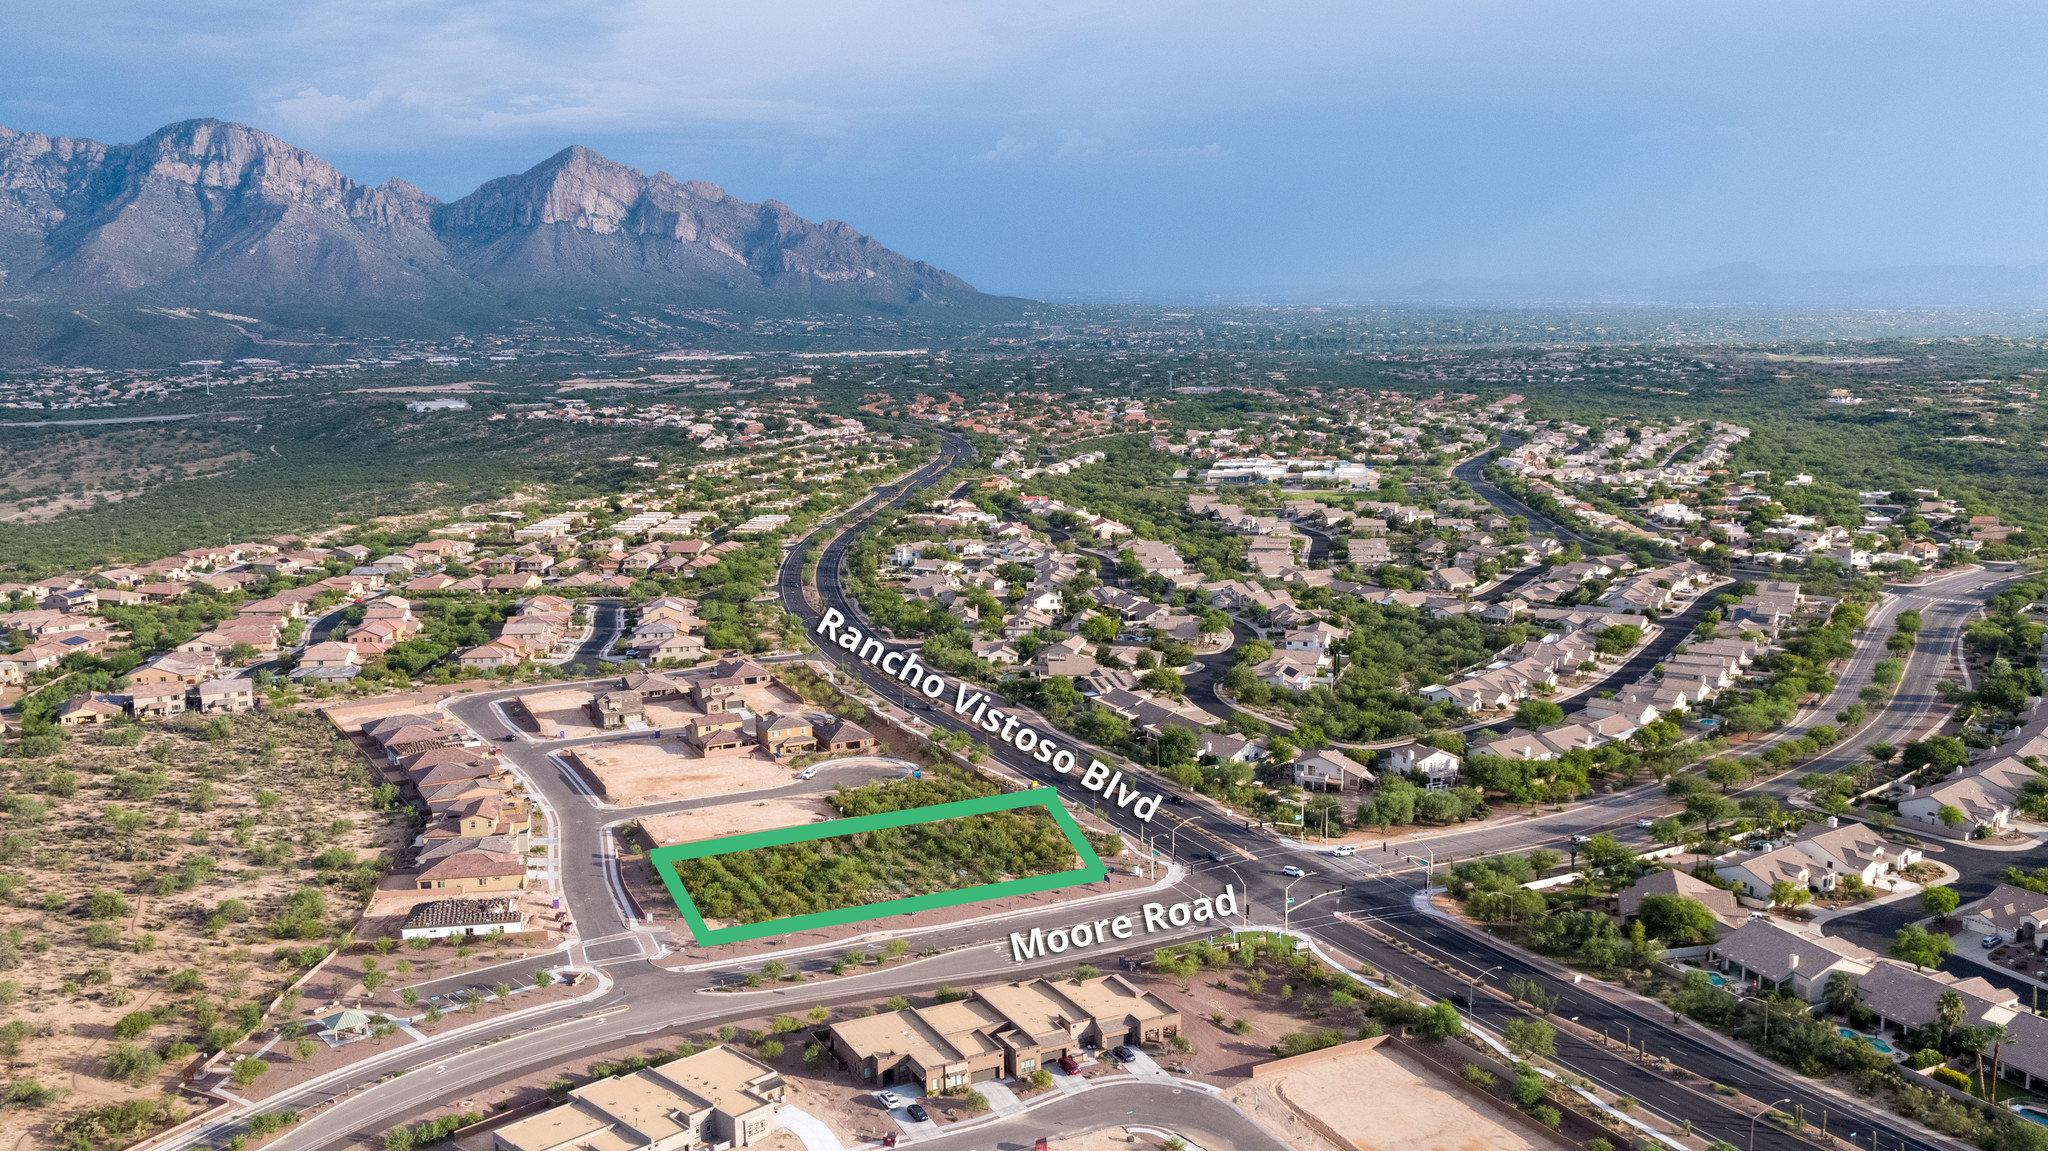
(1708, 973, 1727, 986)
(1838, 1028, 1895, 1054)
(2015, 1106, 2048, 1128)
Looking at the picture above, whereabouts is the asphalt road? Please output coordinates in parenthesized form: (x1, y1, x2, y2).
(230, 434, 2023, 1151)
(906, 1080, 1292, 1151)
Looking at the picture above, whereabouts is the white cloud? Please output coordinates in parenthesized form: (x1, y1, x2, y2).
(974, 135, 1036, 162)
(1131, 142, 1230, 162)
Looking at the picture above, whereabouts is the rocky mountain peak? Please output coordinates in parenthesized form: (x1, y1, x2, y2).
(0, 118, 1004, 318)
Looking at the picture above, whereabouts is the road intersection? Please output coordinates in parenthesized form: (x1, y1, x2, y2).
(235, 435, 2024, 1151)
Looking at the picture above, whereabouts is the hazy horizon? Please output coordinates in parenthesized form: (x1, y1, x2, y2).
(9, 2, 2048, 298)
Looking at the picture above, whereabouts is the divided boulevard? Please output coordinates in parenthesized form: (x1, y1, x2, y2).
(244, 434, 2013, 1151)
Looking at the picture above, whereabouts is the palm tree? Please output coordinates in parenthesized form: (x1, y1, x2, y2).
(1986, 1022, 2019, 1100)
(1824, 972, 1860, 1019)
(1937, 989, 1966, 1049)
(1954, 1026, 1990, 1098)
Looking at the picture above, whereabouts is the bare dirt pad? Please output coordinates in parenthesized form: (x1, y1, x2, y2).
(571, 741, 796, 806)
(519, 688, 609, 740)
(639, 797, 838, 846)
(1227, 1041, 1541, 1151)
(322, 687, 480, 734)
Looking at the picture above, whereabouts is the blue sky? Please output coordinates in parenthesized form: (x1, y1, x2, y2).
(6, 1, 2046, 296)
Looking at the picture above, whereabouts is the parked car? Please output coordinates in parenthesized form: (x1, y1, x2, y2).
(1330, 845, 1356, 857)
(875, 1091, 904, 1109)
(1636, 818, 1657, 829)
(1281, 865, 1306, 877)
(1984, 936, 2002, 948)
(905, 1104, 930, 1123)
(1057, 1054, 1081, 1074)
(1112, 1045, 1140, 1064)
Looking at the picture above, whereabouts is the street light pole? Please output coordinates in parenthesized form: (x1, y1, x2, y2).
(1282, 872, 1319, 932)
(1739, 995, 1775, 1042)
(1164, 814, 1198, 859)
(1751, 1099, 1792, 1151)
(1470, 965, 1504, 1003)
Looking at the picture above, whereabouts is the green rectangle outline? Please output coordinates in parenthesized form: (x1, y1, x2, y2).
(647, 788, 1107, 946)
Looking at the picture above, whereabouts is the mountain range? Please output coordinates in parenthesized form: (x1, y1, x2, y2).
(0, 118, 1004, 319)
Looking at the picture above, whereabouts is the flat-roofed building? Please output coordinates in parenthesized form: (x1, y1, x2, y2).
(494, 1044, 784, 1151)
(828, 975, 1179, 1090)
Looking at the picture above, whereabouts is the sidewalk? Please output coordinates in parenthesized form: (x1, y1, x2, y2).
(665, 859, 1189, 974)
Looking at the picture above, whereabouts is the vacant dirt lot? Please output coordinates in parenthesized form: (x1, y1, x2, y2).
(1229, 1040, 1542, 1151)
(567, 740, 796, 806)
(638, 797, 838, 847)
(0, 708, 403, 1149)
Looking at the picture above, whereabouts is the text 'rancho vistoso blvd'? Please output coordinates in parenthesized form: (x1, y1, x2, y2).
(814, 608, 1163, 820)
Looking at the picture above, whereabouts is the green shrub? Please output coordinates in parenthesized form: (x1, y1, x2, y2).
(1929, 1066, 1972, 1091)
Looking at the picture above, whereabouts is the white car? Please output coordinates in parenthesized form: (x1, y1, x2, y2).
(1330, 845, 1356, 857)
(874, 1090, 904, 1110)
(1281, 865, 1306, 877)
(1569, 834, 1592, 845)
(1636, 818, 1657, 829)
(796, 767, 818, 780)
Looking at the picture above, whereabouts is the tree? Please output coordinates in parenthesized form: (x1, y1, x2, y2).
(1515, 700, 1565, 729)
(1922, 886, 1961, 920)
(1891, 923, 1955, 972)
(1138, 668, 1186, 697)
(1416, 1000, 1464, 1040)
(1937, 804, 1968, 830)
(1081, 614, 1119, 644)
(1825, 971, 1861, 1017)
(1636, 894, 1719, 945)
(1704, 760, 1750, 793)
(1987, 1021, 2019, 1101)
(230, 1057, 270, 1089)
(1938, 988, 1967, 1045)
(1581, 833, 1635, 879)
(1683, 793, 1737, 835)
(1768, 880, 1812, 908)
(1903, 736, 1968, 775)
(1504, 1018, 1555, 1059)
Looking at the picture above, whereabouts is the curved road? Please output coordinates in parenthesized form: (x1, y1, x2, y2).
(228, 433, 2021, 1151)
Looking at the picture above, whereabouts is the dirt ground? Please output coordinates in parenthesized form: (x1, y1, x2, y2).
(567, 740, 798, 806)
(0, 709, 405, 1149)
(321, 688, 479, 734)
(516, 689, 610, 741)
(638, 797, 839, 846)
(1228, 1041, 1543, 1151)
(514, 682, 806, 748)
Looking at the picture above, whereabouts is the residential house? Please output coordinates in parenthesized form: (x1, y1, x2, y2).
(400, 897, 523, 941)
(414, 851, 526, 892)
(588, 690, 645, 730)
(1615, 867, 1743, 928)
(1706, 919, 1872, 1001)
(493, 1045, 786, 1151)
(828, 976, 1177, 1091)
(757, 712, 815, 758)
(1386, 745, 1462, 790)
(1294, 749, 1375, 792)
(1716, 844, 1828, 900)
(195, 677, 258, 713)
(1961, 884, 2048, 952)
